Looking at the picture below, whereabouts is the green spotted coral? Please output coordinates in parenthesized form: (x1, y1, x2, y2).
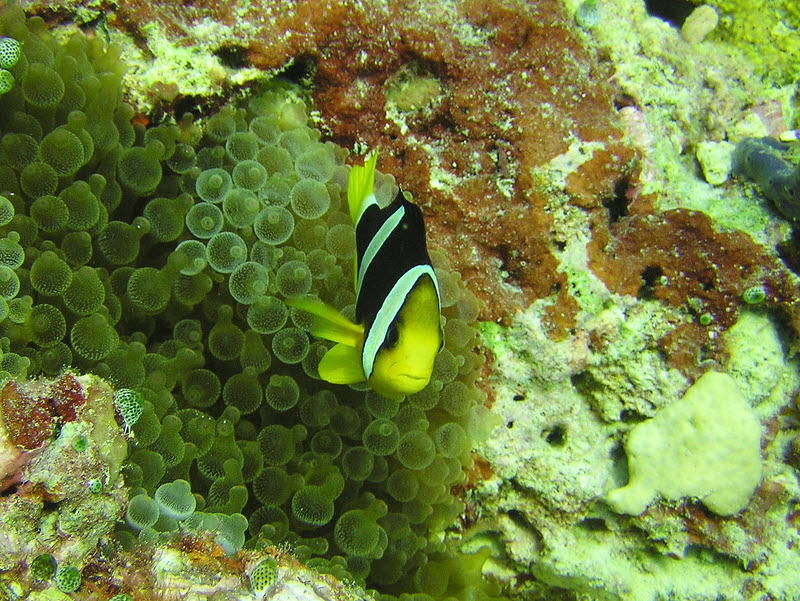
(0, 68, 12, 94)
(249, 557, 278, 593)
(114, 389, 144, 433)
(0, 36, 20, 68)
(29, 553, 56, 581)
(54, 565, 81, 593)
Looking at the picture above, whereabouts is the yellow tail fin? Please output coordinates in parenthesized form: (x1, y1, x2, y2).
(347, 150, 378, 224)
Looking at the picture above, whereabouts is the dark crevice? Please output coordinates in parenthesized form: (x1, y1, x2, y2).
(493, 243, 524, 282)
(637, 265, 663, 299)
(643, 0, 695, 27)
(620, 409, 648, 424)
(570, 371, 591, 394)
(613, 93, 638, 111)
(42, 499, 61, 512)
(170, 94, 223, 124)
(543, 424, 567, 447)
(603, 176, 631, 224)
(699, 276, 715, 292)
(214, 45, 251, 69)
(278, 55, 317, 87)
(580, 517, 609, 532)
(777, 228, 800, 277)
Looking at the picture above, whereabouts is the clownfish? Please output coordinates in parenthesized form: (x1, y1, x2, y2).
(288, 152, 443, 400)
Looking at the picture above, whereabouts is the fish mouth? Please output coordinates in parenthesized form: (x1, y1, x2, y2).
(391, 373, 428, 396)
(388, 361, 425, 382)
(391, 370, 427, 385)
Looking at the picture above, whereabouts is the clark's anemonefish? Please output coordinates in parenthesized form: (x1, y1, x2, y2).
(288, 151, 443, 400)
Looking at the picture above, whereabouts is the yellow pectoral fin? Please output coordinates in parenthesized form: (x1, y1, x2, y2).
(319, 343, 366, 384)
(285, 297, 364, 348)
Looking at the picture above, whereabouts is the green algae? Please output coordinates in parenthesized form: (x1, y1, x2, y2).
(706, 0, 800, 86)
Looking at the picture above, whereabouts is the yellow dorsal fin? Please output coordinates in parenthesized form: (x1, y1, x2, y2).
(347, 150, 378, 224)
(285, 297, 364, 348)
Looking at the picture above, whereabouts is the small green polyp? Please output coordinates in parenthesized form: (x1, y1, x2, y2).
(742, 285, 767, 305)
(55, 565, 82, 593)
(0, 37, 20, 69)
(575, 0, 600, 30)
(29, 553, 57, 580)
(0, 69, 13, 94)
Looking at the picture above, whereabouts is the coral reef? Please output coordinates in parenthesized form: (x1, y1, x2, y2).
(0, 4, 499, 599)
(0, 0, 799, 600)
(472, 0, 800, 599)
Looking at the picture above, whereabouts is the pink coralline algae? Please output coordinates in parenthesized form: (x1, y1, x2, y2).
(48, 372, 86, 423)
(0, 380, 54, 451)
(0, 374, 91, 492)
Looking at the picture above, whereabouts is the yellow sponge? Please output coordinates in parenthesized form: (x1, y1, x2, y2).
(607, 371, 762, 516)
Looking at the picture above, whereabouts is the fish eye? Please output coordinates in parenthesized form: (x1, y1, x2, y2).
(384, 323, 399, 349)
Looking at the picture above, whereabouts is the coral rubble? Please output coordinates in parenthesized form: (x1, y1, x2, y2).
(0, 374, 127, 589)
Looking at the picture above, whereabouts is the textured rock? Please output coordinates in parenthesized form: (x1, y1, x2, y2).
(0, 374, 127, 574)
